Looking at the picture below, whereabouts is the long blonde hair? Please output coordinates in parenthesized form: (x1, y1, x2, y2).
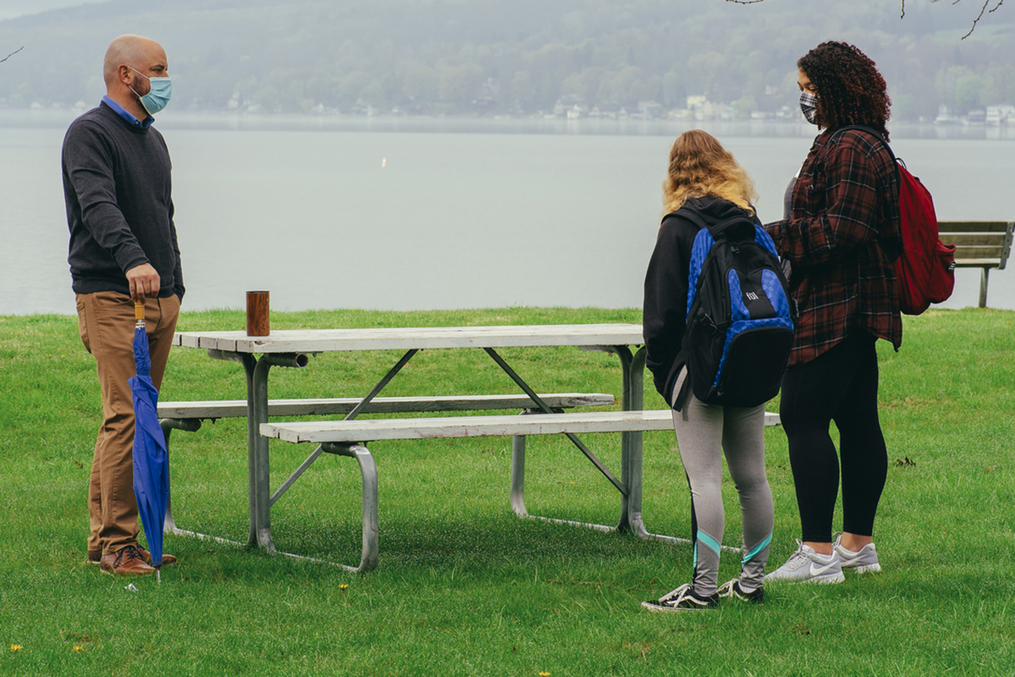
(662, 129, 757, 216)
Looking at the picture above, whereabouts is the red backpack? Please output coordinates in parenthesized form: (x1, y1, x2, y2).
(836, 126, 956, 315)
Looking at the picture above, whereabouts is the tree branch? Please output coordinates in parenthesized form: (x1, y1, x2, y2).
(960, 0, 1005, 39)
(1, 46, 24, 64)
(736, 0, 1006, 37)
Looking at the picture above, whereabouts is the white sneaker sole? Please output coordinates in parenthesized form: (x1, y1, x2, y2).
(813, 571, 845, 584)
(765, 569, 845, 584)
(845, 562, 882, 574)
(641, 600, 714, 612)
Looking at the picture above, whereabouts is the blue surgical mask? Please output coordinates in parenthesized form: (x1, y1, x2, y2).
(799, 91, 819, 125)
(129, 67, 172, 115)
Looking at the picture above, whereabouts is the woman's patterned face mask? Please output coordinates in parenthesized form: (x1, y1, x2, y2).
(799, 91, 819, 125)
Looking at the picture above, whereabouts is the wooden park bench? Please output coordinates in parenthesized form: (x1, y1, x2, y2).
(937, 221, 1013, 308)
(260, 409, 782, 572)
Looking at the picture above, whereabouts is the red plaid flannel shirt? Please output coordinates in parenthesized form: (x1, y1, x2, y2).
(765, 128, 902, 366)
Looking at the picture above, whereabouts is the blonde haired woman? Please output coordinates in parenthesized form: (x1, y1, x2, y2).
(642, 130, 775, 611)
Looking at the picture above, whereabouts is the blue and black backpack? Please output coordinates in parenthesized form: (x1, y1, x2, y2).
(681, 209, 796, 407)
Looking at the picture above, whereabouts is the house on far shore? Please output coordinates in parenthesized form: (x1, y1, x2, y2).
(637, 101, 662, 119)
(567, 104, 588, 119)
(986, 105, 1015, 125)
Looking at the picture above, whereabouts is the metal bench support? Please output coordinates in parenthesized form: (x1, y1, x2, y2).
(322, 443, 379, 573)
(159, 417, 201, 534)
(980, 268, 990, 309)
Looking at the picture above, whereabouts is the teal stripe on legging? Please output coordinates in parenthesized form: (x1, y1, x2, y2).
(697, 530, 722, 556)
(742, 532, 772, 564)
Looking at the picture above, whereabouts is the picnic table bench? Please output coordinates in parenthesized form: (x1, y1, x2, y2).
(937, 220, 1013, 307)
(260, 409, 781, 572)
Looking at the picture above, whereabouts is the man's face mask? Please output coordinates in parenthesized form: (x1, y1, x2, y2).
(799, 91, 819, 125)
(129, 66, 172, 115)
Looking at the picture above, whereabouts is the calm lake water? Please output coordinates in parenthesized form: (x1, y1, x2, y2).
(2, 110, 1013, 316)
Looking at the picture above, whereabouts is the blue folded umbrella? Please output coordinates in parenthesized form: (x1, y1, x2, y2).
(129, 301, 169, 580)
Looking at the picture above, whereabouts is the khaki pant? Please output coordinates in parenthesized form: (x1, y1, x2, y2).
(76, 291, 180, 557)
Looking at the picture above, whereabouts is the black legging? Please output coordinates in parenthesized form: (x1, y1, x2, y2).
(779, 330, 888, 543)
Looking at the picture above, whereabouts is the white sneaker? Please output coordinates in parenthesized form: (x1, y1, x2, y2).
(833, 535, 881, 573)
(764, 540, 844, 584)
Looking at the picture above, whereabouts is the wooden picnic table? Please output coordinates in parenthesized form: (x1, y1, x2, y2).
(171, 324, 651, 556)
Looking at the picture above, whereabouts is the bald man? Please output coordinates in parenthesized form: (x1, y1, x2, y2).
(62, 35, 184, 575)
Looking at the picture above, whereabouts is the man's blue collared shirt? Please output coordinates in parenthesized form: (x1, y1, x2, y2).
(102, 95, 154, 129)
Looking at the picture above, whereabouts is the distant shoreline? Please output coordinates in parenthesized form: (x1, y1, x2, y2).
(3, 108, 1015, 140)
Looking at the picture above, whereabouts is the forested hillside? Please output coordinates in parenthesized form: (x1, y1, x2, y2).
(1, 0, 1013, 120)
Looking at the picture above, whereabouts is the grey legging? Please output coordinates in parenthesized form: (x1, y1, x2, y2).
(672, 387, 774, 595)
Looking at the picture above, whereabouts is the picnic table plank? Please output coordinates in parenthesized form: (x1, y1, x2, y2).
(173, 323, 645, 353)
(261, 410, 782, 444)
(158, 393, 615, 420)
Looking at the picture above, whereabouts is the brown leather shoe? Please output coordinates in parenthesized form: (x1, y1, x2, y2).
(91, 547, 176, 566)
(139, 548, 177, 566)
(99, 545, 156, 576)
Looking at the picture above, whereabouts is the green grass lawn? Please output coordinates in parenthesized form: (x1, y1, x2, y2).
(1, 307, 1012, 676)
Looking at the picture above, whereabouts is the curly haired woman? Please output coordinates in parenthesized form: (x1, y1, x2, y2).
(641, 130, 774, 611)
(764, 42, 902, 584)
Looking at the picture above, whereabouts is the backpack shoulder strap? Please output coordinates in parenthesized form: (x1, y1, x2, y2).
(832, 126, 905, 260)
(831, 124, 901, 188)
(670, 206, 710, 231)
(673, 204, 755, 241)
(831, 125, 897, 164)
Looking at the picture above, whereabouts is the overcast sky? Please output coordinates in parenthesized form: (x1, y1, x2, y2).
(0, 0, 105, 22)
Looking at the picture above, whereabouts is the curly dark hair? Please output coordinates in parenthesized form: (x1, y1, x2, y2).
(798, 41, 891, 140)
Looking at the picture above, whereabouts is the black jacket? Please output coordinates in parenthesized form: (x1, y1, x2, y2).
(642, 196, 761, 408)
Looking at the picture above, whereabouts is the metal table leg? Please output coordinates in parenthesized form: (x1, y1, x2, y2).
(509, 434, 528, 518)
(484, 347, 625, 494)
(204, 350, 261, 546)
(615, 345, 649, 538)
(612, 346, 706, 548)
(246, 353, 308, 550)
(501, 343, 647, 535)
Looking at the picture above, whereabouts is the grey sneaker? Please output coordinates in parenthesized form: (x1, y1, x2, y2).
(641, 583, 719, 612)
(833, 535, 881, 573)
(718, 579, 764, 604)
(764, 540, 844, 584)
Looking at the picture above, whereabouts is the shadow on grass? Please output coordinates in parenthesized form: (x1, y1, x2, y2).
(165, 511, 689, 578)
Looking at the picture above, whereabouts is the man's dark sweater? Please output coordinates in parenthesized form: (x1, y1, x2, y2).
(62, 101, 184, 299)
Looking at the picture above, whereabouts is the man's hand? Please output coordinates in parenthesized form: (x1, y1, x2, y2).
(126, 263, 161, 301)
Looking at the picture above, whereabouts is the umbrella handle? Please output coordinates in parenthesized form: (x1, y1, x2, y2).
(135, 300, 145, 322)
